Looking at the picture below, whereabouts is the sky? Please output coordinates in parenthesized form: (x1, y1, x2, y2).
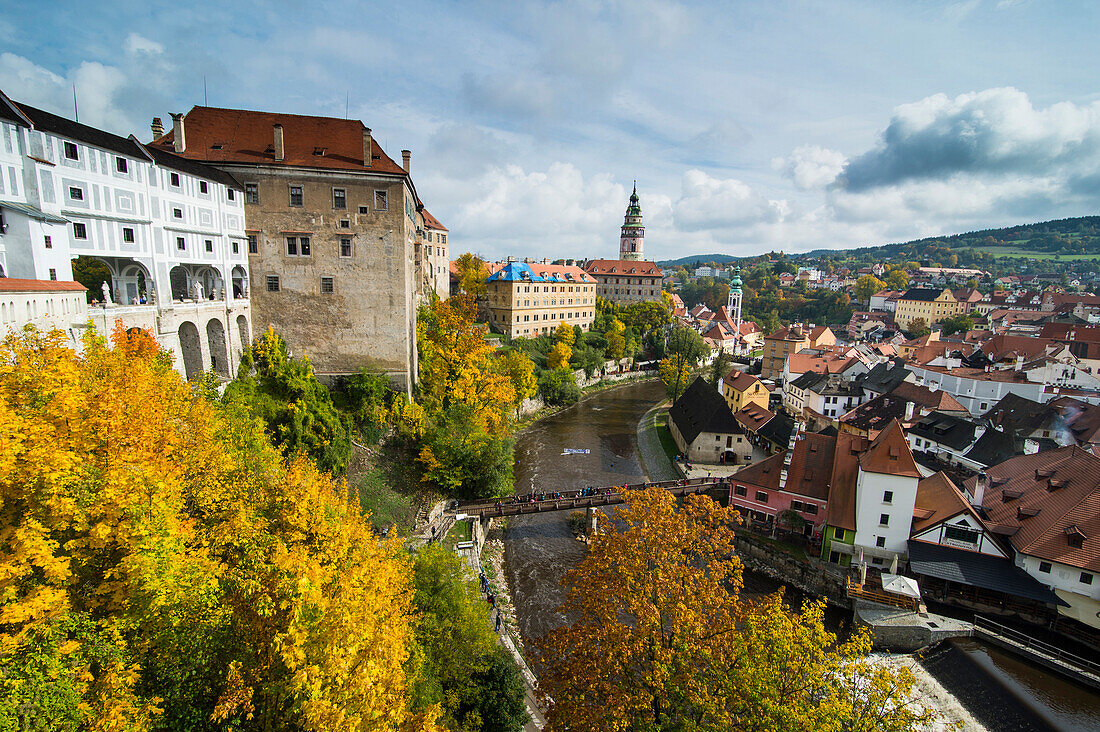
(3, 0, 1100, 262)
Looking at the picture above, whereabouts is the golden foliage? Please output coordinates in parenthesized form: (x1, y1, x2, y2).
(552, 323, 576, 347)
(538, 489, 937, 732)
(0, 323, 439, 731)
(547, 342, 572, 371)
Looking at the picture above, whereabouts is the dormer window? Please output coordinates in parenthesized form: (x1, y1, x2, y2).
(313, 147, 327, 156)
(1066, 525, 1086, 548)
(1017, 506, 1040, 520)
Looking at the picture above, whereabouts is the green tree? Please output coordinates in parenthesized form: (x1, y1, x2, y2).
(539, 369, 581, 406)
(496, 350, 538, 416)
(225, 327, 352, 473)
(854, 274, 886, 303)
(709, 351, 735, 386)
(940, 314, 974, 336)
(419, 407, 515, 499)
(665, 326, 708, 386)
(409, 545, 529, 731)
(71, 255, 111, 303)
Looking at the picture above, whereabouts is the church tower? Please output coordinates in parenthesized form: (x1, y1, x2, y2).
(619, 182, 644, 261)
(727, 266, 743, 353)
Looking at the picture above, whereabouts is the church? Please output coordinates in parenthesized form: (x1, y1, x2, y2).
(582, 183, 663, 305)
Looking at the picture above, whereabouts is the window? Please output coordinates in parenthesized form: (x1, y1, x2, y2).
(44, 235, 52, 249)
(286, 237, 298, 256)
(176, 237, 185, 250)
(320, 276, 334, 294)
(289, 185, 303, 206)
(790, 500, 803, 512)
(879, 513, 890, 526)
(333, 188, 346, 209)
(63, 141, 79, 160)
(116, 157, 128, 173)
(883, 490, 893, 504)
(340, 237, 352, 257)
(173, 208, 183, 219)
(170, 172, 180, 187)
(247, 235, 258, 254)
(1082, 572, 1093, 585)
(266, 275, 280, 292)
(227, 189, 235, 201)
(48, 268, 57, 281)
(299, 237, 311, 256)
(944, 524, 980, 545)
(204, 239, 213, 252)
(804, 504, 818, 515)
(245, 183, 259, 204)
(69, 186, 83, 200)
(876, 537, 886, 548)
(1038, 561, 1052, 573)
(339, 219, 350, 229)
(358, 205, 369, 214)
(123, 228, 135, 243)
(73, 222, 87, 239)
(232, 240, 239, 254)
(198, 181, 208, 194)
(755, 491, 769, 504)
(374, 190, 387, 210)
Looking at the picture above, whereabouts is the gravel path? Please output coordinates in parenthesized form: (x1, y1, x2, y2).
(635, 402, 683, 483)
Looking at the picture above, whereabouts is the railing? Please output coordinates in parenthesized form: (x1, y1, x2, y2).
(847, 578, 917, 611)
(455, 477, 728, 517)
(974, 615, 1100, 680)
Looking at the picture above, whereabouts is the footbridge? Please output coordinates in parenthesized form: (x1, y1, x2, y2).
(453, 476, 730, 518)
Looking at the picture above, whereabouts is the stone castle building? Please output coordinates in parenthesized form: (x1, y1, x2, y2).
(0, 90, 252, 379)
(150, 107, 442, 389)
(582, 183, 663, 305)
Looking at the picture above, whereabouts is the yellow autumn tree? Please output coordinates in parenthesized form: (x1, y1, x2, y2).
(496, 350, 537, 416)
(659, 356, 692, 401)
(0, 323, 439, 731)
(553, 322, 576, 347)
(604, 318, 626, 359)
(547, 341, 572, 371)
(417, 294, 516, 435)
(537, 488, 937, 732)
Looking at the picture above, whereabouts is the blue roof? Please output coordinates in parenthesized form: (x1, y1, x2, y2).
(486, 262, 588, 284)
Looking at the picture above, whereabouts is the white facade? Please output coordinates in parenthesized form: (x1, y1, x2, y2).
(807, 388, 864, 420)
(853, 470, 920, 561)
(911, 514, 1007, 558)
(1016, 554, 1100, 630)
(0, 283, 88, 345)
(908, 365, 1049, 416)
(0, 95, 251, 379)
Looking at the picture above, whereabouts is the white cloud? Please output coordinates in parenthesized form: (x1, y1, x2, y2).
(123, 33, 164, 56)
(673, 170, 789, 231)
(773, 145, 846, 189)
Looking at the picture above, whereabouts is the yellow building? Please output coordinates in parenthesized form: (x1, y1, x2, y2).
(486, 261, 596, 338)
(893, 288, 965, 331)
(721, 370, 770, 413)
(761, 324, 834, 380)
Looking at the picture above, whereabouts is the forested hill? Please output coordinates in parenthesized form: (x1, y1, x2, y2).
(804, 215, 1100, 260)
(656, 253, 740, 267)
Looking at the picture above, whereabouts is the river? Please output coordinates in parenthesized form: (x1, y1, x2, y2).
(503, 379, 1100, 730)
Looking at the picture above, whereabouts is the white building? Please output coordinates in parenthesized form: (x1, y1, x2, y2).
(0, 278, 88, 344)
(906, 363, 1049, 416)
(851, 420, 923, 561)
(0, 91, 251, 378)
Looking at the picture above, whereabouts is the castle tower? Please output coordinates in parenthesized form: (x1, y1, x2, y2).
(619, 181, 644, 261)
(727, 266, 743, 353)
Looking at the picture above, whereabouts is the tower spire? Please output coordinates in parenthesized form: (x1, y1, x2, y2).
(620, 181, 644, 261)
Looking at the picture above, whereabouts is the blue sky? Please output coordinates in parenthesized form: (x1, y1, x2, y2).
(3, 0, 1099, 261)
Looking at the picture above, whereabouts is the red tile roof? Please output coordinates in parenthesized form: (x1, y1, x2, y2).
(913, 472, 982, 534)
(733, 403, 774, 433)
(582, 259, 661, 277)
(0, 278, 86, 293)
(730, 451, 784, 491)
(784, 432, 837, 501)
(150, 106, 407, 175)
(825, 432, 871, 531)
(889, 382, 967, 413)
(859, 419, 921, 478)
(723, 370, 762, 393)
(968, 446, 1100, 572)
(421, 208, 447, 231)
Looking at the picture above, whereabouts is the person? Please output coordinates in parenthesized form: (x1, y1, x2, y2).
(495, 612, 502, 632)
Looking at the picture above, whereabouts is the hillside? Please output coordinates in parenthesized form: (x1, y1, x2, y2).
(656, 253, 741, 267)
(803, 215, 1100, 262)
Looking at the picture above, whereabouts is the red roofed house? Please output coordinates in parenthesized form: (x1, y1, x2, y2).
(0, 278, 87, 346)
(721, 370, 769, 413)
(965, 446, 1100, 629)
(583, 259, 662, 305)
(149, 104, 426, 389)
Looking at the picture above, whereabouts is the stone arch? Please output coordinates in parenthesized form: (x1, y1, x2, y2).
(231, 266, 249, 299)
(117, 262, 151, 305)
(170, 265, 190, 301)
(177, 321, 203, 379)
(206, 318, 229, 377)
(197, 267, 223, 301)
(236, 314, 250, 351)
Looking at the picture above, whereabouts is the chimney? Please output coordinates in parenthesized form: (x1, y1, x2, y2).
(1015, 354, 1024, 371)
(363, 127, 372, 168)
(401, 149, 411, 173)
(904, 400, 916, 422)
(1023, 439, 1040, 455)
(170, 113, 186, 153)
(150, 117, 164, 138)
(972, 472, 988, 508)
(779, 422, 801, 488)
(273, 124, 285, 162)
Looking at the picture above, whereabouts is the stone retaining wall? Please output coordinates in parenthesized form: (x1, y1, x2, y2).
(732, 533, 853, 609)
